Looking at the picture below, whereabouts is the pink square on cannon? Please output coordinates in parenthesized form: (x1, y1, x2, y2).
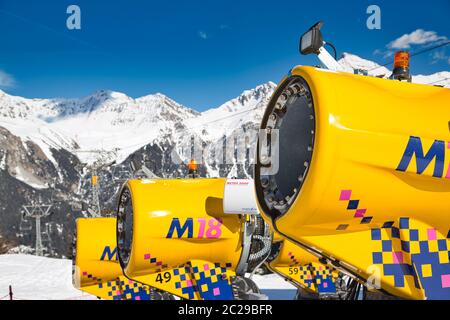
(323, 282, 328, 288)
(144, 254, 151, 260)
(213, 287, 220, 296)
(135, 296, 141, 300)
(427, 229, 437, 240)
(204, 264, 210, 270)
(442, 274, 450, 288)
(186, 280, 192, 287)
(82, 272, 87, 276)
(116, 291, 121, 295)
(354, 209, 366, 217)
(156, 261, 162, 266)
(393, 252, 403, 264)
(340, 190, 352, 201)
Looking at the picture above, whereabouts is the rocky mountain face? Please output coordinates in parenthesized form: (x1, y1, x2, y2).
(0, 127, 84, 257)
(0, 53, 448, 257)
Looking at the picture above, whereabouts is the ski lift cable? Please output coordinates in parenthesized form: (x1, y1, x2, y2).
(368, 41, 450, 72)
(87, 107, 259, 155)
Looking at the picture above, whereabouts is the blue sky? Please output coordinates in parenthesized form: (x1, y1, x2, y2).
(0, 0, 449, 111)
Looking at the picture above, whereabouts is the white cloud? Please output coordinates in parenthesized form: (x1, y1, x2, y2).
(198, 31, 208, 40)
(373, 49, 382, 55)
(373, 49, 394, 59)
(0, 70, 15, 88)
(388, 29, 447, 49)
(431, 50, 450, 65)
(432, 51, 446, 59)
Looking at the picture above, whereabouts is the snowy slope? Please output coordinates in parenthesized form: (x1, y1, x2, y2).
(0, 254, 294, 300)
(412, 71, 450, 87)
(338, 53, 391, 77)
(250, 273, 296, 290)
(185, 82, 275, 142)
(0, 254, 93, 300)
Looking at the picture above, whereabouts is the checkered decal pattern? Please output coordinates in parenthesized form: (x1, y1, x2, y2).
(370, 218, 450, 299)
(81, 272, 151, 300)
(297, 263, 338, 294)
(297, 265, 315, 289)
(287, 251, 300, 266)
(143, 253, 168, 272)
(339, 189, 373, 225)
(81, 271, 102, 284)
(173, 262, 234, 300)
(104, 278, 151, 300)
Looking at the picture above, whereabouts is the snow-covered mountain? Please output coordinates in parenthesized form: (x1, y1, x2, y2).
(0, 85, 276, 166)
(0, 53, 448, 257)
(339, 52, 450, 86)
(0, 89, 200, 164)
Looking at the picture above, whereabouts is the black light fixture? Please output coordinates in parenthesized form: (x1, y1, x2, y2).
(299, 21, 324, 55)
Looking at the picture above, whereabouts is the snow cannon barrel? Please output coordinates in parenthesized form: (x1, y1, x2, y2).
(72, 217, 153, 300)
(254, 66, 450, 299)
(116, 178, 271, 300)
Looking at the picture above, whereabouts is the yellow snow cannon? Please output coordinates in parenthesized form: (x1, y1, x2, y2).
(266, 233, 340, 299)
(73, 217, 172, 300)
(254, 64, 450, 299)
(116, 178, 272, 300)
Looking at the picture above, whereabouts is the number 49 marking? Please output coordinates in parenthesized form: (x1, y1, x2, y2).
(156, 272, 171, 283)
